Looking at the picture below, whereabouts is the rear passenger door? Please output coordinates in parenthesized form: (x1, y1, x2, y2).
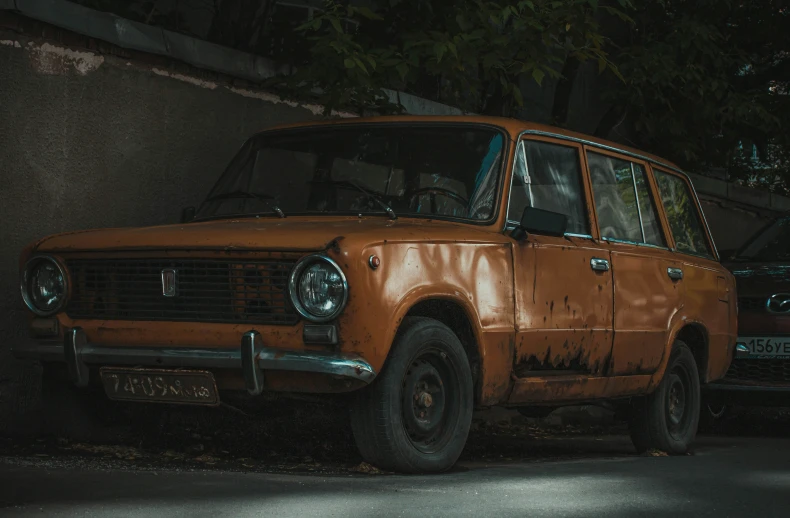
(586, 149, 684, 376)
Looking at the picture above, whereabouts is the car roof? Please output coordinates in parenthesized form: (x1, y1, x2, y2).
(259, 115, 685, 174)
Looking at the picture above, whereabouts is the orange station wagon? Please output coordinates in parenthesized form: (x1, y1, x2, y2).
(15, 116, 737, 473)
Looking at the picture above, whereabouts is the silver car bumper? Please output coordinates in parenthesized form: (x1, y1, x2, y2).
(12, 327, 377, 395)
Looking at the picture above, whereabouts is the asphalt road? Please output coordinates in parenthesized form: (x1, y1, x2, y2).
(1, 436, 789, 517)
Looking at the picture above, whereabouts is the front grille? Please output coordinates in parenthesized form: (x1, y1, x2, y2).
(738, 296, 767, 313)
(724, 359, 790, 384)
(66, 259, 299, 325)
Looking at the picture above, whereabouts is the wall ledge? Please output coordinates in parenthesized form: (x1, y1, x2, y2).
(687, 172, 790, 215)
(0, 0, 465, 117)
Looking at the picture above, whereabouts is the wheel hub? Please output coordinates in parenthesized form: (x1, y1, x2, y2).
(665, 361, 694, 441)
(401, 352, 457, 453)
(417, 391, 433, 409)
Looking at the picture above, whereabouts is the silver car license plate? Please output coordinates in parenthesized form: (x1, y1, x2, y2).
(100, 367, 220, 406)
(737, 337, 790, 359)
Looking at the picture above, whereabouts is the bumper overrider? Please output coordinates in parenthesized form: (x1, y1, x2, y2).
(13, 327, 377, 395)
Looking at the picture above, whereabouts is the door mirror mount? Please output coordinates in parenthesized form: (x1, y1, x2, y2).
(510, 207, 568, 240)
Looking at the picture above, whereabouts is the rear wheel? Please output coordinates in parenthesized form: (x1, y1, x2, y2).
(350, 317, 474, 473)
(628, 341, 701, 454)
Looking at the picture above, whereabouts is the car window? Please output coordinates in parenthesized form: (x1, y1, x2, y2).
(508, 140, 589, 235)
(632, 164, 665, 246)
(587, 153, 665, 246)
(654, 170, 713, 257)
(196, 125, 505, 222)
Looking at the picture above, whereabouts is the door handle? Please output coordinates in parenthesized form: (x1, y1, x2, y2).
(668, 267, 684, 280)
(590, 257, 610, 272)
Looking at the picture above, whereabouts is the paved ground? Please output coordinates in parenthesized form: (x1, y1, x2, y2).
(1, 435, 789, 517)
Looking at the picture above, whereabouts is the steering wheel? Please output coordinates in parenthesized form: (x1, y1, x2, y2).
(408, 188, 469, 214)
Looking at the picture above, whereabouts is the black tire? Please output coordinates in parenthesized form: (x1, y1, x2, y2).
(628, 341, 701, 454)
(350, 317, 474, 473)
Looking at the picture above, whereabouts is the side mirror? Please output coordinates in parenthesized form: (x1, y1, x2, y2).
(511, 206, 567, 240)
(181, 207, 196, 223)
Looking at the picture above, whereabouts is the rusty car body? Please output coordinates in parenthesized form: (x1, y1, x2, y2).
(704, 213, 790, 411)
(15, 116, 737, 473)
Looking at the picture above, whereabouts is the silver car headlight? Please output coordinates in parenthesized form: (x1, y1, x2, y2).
(21, 255, 68, 316)
(289, 255, 348, 322)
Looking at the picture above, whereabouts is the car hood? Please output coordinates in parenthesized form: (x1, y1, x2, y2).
(33, 216, 500, 254)
(724, 260, 790, 297)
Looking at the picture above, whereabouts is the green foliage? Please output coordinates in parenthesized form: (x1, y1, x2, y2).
(268, 0, 630, 115)
(276, 0, 789, 190)
(71, 0, 790, 190)
(600, 0, 790, 190)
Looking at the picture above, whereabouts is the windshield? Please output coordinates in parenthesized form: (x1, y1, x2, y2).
(734, 216, 790, 262)
(195, 124, 506, 222)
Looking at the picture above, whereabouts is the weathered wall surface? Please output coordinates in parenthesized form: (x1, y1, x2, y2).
(0, 34, 326, 428)
(690, 173, 790, 253)
(698, 198, 771, 253)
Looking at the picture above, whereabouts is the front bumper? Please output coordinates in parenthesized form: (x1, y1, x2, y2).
(12, 327, 377, 394)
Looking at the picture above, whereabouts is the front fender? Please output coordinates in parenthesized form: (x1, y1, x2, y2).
(332, 240, 515, 404)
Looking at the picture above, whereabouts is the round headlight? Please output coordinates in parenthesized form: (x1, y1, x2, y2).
(289, 255, 348, 322)
(21, 256, 68, 316)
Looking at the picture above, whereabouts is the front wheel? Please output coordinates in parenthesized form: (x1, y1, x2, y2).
(628, 341, 701, 454)
(350, 317, 474, 473)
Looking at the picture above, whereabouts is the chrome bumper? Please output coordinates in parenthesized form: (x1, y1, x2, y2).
(12, 327, 376, 394)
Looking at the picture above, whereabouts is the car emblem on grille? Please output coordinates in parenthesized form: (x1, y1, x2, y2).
(766, 293, 790, 313)
(161, 268, 178, 297)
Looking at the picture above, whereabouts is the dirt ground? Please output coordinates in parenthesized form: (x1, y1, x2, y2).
(1, 389, 787, 476)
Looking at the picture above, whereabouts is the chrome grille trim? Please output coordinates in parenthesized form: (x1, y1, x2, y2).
(66, 258, 298, 325)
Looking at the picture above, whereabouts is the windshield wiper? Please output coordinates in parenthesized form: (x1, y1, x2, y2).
(329, 180, 397, 220)
(203, 190, 286, 218)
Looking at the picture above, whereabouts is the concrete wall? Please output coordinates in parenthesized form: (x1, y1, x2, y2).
(0, 33, 327, 428)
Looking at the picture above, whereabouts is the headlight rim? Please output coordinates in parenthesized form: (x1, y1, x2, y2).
(20, 254, 69, 317)
(288, 254, 348, 323)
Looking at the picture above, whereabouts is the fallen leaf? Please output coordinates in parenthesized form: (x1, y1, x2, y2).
(644, 449, 668, 457)
(353, 462, 383, 474)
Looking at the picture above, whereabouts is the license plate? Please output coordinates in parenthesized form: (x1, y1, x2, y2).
(737, 337, 790, 359)
(99, 367, 220, 406)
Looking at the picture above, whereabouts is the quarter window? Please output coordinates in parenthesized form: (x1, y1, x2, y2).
(654, 170, 712, 257)
(508, 140, 589, 235)
(587, 152, 665, 247)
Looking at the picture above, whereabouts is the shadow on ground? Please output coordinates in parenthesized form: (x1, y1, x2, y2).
(0, 392, 787, 476)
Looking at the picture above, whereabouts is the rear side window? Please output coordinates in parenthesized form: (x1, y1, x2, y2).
(653, 170, 713, 257)
(587, 152, 665, 246)
(508, 140, 589, 235)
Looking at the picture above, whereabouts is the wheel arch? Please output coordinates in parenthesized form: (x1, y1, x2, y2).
(404, 298, 482, 392)
(383, 291, 492, 403)
(649, 318, 711, 391)
(675, 323, 710, 383)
